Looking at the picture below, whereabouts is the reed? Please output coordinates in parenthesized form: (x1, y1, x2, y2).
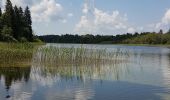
(0, 42, 40, 67)
(32, 45, 129, 81)
(33, 45, 129, 67)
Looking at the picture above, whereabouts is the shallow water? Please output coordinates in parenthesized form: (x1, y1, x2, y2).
(1, 44, 170, 100)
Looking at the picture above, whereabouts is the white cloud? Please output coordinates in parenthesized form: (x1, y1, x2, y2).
(75, 8, 132, 35)
(162, 9, 170, 25)
(127, 27, 136, 33)
(31, 0, 63, 22)
(11, 0, 33, 7)
(94, 8, 127, 30)
(151, 9, 170, 32)
(1, 0, 64, 22)
(75, 15, 95, 34)
(82, 3, 89, 14)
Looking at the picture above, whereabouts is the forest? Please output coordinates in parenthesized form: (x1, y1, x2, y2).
(1, 0, 170, 45)
(0, 0, 35, 42)
(39, 30, 170, 44)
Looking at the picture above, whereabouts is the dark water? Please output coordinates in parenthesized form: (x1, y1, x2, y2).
(1, 44, 170, 100)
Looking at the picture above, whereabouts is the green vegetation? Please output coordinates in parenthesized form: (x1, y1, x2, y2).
(39, 30, 170, 45)
(0, 42, 41, 67)
(0, 67, 31, 90)
(124, 32, 170, 44)
(33, 46, 129, 67)
(0, 0, 37, 42)
(32, 46, 129, 80)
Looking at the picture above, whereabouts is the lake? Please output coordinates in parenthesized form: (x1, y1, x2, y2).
(0, 44, 170, 100)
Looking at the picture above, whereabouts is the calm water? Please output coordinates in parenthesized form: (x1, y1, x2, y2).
(1, 44, 170, 100)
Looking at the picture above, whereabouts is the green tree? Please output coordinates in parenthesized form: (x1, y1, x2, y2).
(3, 0, 14, 27)
(0, 8, 2, 17)
(1, 26, 13, 36)
(0, 8, 2, 33)
(0, 0, 34, 42)
(167, 29, 170, 34)
(2, 0, 15, 36)
(159, 29, 163, 34)
(0, 26, 17, 42)
(24, 6, 33, 41)
(13, 6, 20, 39)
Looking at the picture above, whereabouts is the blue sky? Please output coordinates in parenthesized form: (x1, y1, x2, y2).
(1, 0, 170, 35)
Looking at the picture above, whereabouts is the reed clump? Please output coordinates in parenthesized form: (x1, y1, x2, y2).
(0, 42, 39, 67)
(33, 45, 129, 67)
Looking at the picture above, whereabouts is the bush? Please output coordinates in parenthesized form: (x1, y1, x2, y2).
(19, 37, 28, 42)
(0, 34, 18, 42)
(1, 26, 13, 36)
(33, 37, 43, 43)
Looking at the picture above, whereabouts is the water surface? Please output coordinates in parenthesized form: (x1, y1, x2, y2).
(0, 44, 170, 100)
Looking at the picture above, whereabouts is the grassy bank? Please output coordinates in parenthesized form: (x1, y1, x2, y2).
(0, 42, 43, 67)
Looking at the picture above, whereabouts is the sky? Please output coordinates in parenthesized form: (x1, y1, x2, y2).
(0, 0, 170, 36)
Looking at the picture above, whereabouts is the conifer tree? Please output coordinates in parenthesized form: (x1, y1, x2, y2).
(13, 6, 19, 39)
(0, 8, 2, 17)
(2, 0, 15, 38)
(0, 8, 2, 32)
(3, 0, 14, 28)
(24, 6, 33, 41)
(0, 0, 34, 42)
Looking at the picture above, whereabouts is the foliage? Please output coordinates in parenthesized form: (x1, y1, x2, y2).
(39, 31, 170, 44)
(33, 46, 128, 67)
(0, 0, 33, 42)
(0, 42, 41, 67)
(124, 33, 170, 44)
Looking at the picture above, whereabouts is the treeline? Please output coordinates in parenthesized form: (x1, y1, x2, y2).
(0, 0, 36, 42)
(124, 31, 170, 44)
(38, 32, 150, 44)
(39, 30, 170, 44)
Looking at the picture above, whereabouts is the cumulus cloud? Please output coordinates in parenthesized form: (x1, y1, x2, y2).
(75, 15, 95, 34)
(1, 0, 64, 22)
(11, 0, 33, 7)
(31, 0, 63, 22)
(162, 9, 170, 25)
(94, 8, 127, 30)
(152, 9, 170, 32)
(74, 0, 138, 35)
(82, 3, 89, 14)
(127, 27, 136, 33)
(75, 7, 132, 35)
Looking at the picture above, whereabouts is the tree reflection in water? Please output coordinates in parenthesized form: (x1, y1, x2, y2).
(0, 67, 31, 98)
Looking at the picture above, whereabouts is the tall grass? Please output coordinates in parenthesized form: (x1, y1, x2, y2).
(33, 45, 129, 67)
(0, 42, 40, 67)
(32, 45, 129, 81)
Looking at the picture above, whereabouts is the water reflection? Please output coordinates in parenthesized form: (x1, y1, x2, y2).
(0, 45, 170, 100)
(0, 67, 31, 99)
(0, 67, 31, 90)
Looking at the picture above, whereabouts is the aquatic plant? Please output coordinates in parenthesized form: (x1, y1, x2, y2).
(33, 45, 129, 67)
(0, 43, 40, 67)
(31, 45, 130, 81)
